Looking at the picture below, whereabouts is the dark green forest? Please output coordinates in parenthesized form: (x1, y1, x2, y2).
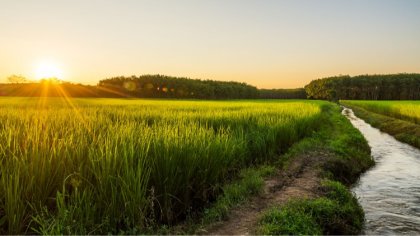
(305, 74, 420, 100)
(98, 75, 259, 99)
(259, 88, 306, 99)
(99, 75, 309, 99)
(1, 73, 419, 100)
(0, 75, 305, 99)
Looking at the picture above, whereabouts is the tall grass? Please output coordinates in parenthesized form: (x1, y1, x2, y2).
(341, 100, 420, 124)
(0, 98, 324, 234)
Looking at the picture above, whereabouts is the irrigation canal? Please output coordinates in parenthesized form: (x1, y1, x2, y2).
(342, 107, 420, 234)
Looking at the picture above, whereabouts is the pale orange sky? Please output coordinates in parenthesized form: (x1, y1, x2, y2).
(1, 0, 419, 88)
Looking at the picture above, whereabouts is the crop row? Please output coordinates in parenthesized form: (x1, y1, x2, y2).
(341, 100, 420, 124)
(0, 98, 324, 234)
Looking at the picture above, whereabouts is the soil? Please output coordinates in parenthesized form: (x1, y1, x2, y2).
(199, 151, 328, 235)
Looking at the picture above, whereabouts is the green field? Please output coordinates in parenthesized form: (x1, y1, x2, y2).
(0, 98, 327, 234)
(341, 100, 420, 148)
(341, 100, 420, 124)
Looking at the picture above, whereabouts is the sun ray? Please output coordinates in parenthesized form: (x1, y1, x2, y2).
(55, 84, 94, 136)
(37, 80, 50, 109)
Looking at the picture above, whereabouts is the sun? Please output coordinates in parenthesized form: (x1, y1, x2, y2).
(35, 61, 64, 80)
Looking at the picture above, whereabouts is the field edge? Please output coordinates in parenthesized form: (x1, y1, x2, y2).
(341, 102, 420, 149)
(160, 103, 374, 235)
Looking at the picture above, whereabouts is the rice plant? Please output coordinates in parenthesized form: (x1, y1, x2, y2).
(341, 100, 420, 124)
(0, 98, 325, 234)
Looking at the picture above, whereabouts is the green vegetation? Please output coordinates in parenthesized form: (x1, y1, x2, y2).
(341, 100, 420, 148)
(202, 166, 276, 224)
(283, 103, 373, 185)
(257, 103, 373, 235)
(1, 75, 307, 99)
(6, 73, 420, 101)
(341, 100, 420, 124)
(305, 74, 420, 100)
(142, 165, 276, 235)
(98, 75, 260, 99)
(164, 103, 372, 235)
(0, 98, 325, 234)
(259, 88, 306, 99)
(0, 80, 101, 97)
(257, 181, 364, 235)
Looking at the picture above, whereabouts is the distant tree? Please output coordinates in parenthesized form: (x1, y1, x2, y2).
(40, 77, 61, 84)
(97, 74, 260, 99)
(259, 88, 306, 99)
(7, 75, 28, 83)
(304, 73, 420, 100)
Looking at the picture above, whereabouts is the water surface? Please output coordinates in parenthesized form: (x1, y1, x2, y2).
(342, 107, 420, 234)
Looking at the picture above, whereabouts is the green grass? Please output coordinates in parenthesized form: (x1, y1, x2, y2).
(202, 165, 276, 224)
(136, 165, 276, 235)
(341, 100, 420, 124)
(0, 98, 326, 234)
(341, 100, 420, 149)
(257, 180, 364, 235)
(257, 104, 373, 235)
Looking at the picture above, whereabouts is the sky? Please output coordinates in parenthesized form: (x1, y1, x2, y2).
(0, 0, 419, 88)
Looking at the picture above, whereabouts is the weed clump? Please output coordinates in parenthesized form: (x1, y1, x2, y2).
(257, 180, 364, 235)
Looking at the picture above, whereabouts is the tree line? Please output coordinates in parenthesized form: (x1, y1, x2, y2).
(259, 88, 306, 99)
(0, 80, 101, 97)
(305, 74, 420, 100)
(2, 73, 419, 100)
(98, 75, 259, 99)
(1, 74, 306, 99)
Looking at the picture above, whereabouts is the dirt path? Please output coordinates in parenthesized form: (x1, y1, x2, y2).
(202, 153, 324, 235)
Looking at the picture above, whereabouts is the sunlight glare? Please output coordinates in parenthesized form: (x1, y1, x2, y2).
(35, 61, 64, 80)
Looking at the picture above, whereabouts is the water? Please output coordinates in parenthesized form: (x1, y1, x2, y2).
(342, 107, 420, 234)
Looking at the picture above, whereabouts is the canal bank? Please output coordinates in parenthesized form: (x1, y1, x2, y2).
(202, 103, 374, 235)
(343, 107, 420, 234)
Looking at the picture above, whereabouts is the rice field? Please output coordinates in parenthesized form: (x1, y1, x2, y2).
(0, 98, 326, 234)
(341, 100, 420, 124)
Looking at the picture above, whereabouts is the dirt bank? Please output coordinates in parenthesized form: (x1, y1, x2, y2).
(193, 104, 374, 235)
(203, 150, 327, 234)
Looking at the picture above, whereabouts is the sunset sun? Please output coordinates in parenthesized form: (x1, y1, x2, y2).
(35, 61, 63, 80)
